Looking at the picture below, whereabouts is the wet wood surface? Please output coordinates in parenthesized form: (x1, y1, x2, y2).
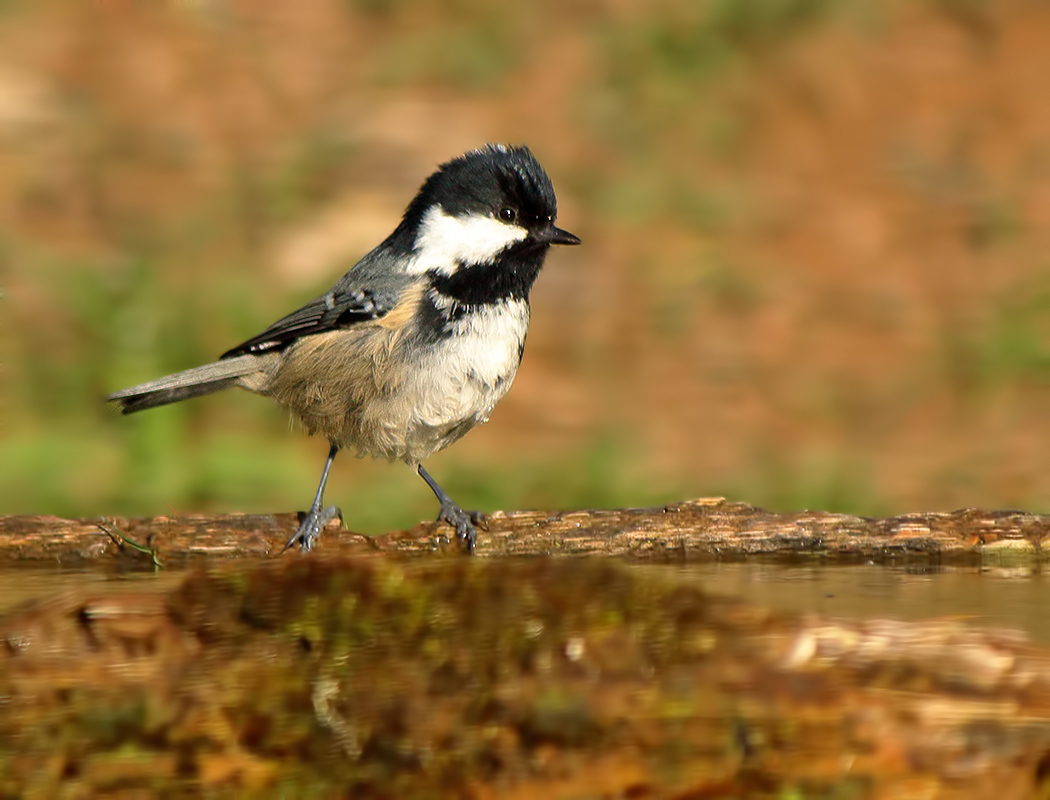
(0, 498, 1047, 562)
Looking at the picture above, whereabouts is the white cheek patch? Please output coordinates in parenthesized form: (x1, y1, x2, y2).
(409, 207, 527, 275)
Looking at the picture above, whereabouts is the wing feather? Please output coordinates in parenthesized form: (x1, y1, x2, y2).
(220, 287, 383, 359)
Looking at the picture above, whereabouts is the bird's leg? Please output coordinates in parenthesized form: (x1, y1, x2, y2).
(416, 464, 486, 554)
(284, 443, 342, 553)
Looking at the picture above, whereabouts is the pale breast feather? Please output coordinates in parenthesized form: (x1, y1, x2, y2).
(445, 300, 529, 387)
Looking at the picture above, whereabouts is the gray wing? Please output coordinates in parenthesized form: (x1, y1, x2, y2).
(220, 251, 416, 359)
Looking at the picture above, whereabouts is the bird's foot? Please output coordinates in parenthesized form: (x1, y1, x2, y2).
(436, 502, 488, 555)
(283, 504, 343, 553)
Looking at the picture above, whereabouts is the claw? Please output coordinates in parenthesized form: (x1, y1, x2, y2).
(283, 504, 342, 553)
(417, 464, 483, 555)
(283, 443, 342, 553)
(437, 501, 482, 554)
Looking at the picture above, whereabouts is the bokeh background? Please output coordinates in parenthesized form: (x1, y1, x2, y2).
(1, 0, 1048, 533)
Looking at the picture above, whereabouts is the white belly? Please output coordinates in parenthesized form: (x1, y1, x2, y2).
(359, 300, 529, 464)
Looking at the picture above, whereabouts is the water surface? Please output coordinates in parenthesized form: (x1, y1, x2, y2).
(3, 560, 1048, 646)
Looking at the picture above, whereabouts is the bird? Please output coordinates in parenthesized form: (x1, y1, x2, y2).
(107, 144, 580, 553)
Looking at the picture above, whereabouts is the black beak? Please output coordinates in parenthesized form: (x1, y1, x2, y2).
(545, 226, 581, 246)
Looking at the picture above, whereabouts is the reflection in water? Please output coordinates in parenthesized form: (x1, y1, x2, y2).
(0, 568, 185, 615)
(639, 561, 1050, 645)
(3, 560, 1047, 646)
(2, 556, 1050, 796)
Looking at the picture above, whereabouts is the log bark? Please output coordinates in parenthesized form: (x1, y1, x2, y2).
(0, 499, 1047, 563)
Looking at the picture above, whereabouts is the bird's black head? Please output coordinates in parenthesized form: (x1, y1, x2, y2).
(422, 144, 568, 236)
(388, 145, 579, 305)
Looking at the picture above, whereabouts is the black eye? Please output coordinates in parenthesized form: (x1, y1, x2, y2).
(498, 207, 517, 223)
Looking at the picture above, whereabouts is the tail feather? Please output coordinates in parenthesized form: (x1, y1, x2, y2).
(107, 354, 261, 415)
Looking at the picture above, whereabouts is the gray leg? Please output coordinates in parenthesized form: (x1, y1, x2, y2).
(284, 443, 342, 553)
(417, 464, 486, 554)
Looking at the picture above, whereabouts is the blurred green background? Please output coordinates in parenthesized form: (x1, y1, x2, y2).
(1, 0, 1047, 533)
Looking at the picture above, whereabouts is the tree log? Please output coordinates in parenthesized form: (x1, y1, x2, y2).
(1, 499, 1046, 563)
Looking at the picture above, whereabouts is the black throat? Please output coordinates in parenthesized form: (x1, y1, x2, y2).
(427, 247, 546, 307)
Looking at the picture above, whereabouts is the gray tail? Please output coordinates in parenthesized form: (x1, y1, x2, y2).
(107, 354, 261, 415)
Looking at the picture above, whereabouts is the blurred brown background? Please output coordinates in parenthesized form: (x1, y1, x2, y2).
(1, 0, 1047, 532)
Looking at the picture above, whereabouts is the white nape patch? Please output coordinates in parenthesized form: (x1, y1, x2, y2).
(408, 206, 527, 276)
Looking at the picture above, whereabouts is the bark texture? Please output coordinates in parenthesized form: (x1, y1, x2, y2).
(0, 499, 1047, 563)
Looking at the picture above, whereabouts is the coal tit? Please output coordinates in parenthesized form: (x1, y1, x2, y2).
(108, 144, 580, 553)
